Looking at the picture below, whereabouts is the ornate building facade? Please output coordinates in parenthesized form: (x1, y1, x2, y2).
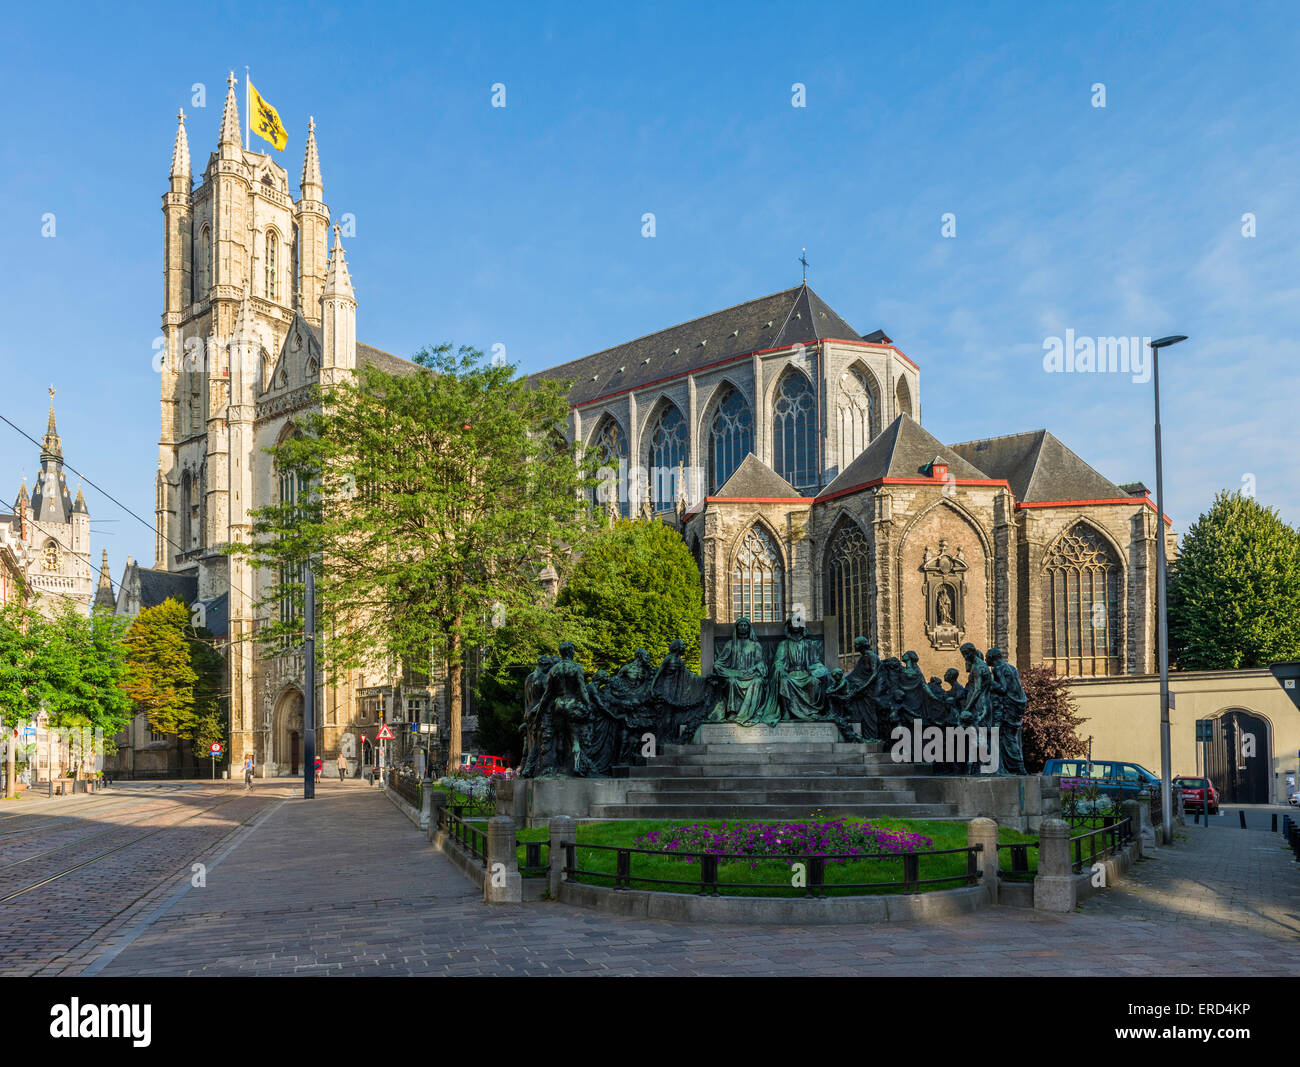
(533, 284, 1174, 680)
(2, 398, 95, 619)
(148, 75, 430, 777)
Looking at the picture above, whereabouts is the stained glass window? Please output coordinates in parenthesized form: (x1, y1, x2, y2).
(772, 370, 818, 492)
(824, 517, 871, 669)
(590, 416, 629, 518)
(708, 387, 753, 494)
(836, 365, 878, 471)
(731, 524, 784, 622)
(1042, 523, 1122, 676)
(647, 402, 687, 512)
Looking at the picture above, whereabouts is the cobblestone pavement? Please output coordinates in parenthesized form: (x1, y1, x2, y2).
(0, 783, 296, 976)
(1077, 824, 1300, 940)
(80, 784, 1300, 977)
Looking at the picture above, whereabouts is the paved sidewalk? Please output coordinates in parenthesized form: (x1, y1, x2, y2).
(90, 785, 1300, 977)
(1077, 824, 1300, 940)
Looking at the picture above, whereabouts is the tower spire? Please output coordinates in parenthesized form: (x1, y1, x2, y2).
(94, 549, 116, 612)
(170, 108, 191, 189)
(218, 71, 241, 156)
(41, 387, 63, 465)
(300, 116, 323, 201)
(323, 225, 354, 301)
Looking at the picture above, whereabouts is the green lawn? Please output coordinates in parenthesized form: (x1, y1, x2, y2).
(472, 817, 1042, 897)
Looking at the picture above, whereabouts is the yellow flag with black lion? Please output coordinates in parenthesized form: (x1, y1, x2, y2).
(249, 80, 288, 151)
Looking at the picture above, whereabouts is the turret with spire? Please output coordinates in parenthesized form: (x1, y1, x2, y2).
(94, 549, 116, 612)
(295, 116, 329, 325)
(218, 71, 242, 157)
(319, 225, 356, 388)
(163, 108, 193, 320)
(31, 391, 71, 524)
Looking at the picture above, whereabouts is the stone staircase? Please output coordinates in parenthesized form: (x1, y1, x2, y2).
(594, 735, 957, 821)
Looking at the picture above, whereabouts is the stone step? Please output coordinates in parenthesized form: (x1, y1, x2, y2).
(622, 789, 919, 806)
(663, 742, 888, 756)
(623, 762, 931, 778)
(621, 775, 913, 791)
(587, 802, 958, 820)
(646, 753, 918, 769)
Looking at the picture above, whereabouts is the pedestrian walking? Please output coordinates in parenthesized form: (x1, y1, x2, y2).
(314, 756, 322, 785)
(336, 751, 348, 781)
(243, 754, 254, 790)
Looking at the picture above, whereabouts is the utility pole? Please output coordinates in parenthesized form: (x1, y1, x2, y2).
(303, 566, 316, 800)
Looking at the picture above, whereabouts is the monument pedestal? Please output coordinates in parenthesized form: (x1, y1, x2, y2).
(690, 722, 841, 745)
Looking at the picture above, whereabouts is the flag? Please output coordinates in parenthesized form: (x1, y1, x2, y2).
(249, 80, 288, 151)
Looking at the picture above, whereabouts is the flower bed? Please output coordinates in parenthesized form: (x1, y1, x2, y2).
(635, 820, 933, 869)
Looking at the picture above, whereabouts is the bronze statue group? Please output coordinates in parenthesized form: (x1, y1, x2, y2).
(519, 617, 1029, 779)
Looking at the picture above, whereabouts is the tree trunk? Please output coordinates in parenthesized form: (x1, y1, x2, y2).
(447, 624, 463, 772)
(4, 736, 14, 799)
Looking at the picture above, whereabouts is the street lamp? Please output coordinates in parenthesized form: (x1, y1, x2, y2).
(1149, 333, 1187, 846)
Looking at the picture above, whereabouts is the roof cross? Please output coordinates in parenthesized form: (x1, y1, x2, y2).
(799, 248, 809, 283)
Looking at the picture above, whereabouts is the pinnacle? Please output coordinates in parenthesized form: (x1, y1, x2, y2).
(170, 107, 191, 183)
(323, 224, 354, 300)
(300, 115, 323, 200)
(219, 71, 241, 153)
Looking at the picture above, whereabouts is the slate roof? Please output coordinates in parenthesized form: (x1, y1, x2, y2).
(947, 430, 1125, 504)
(528, 284, 865, 407)
(821, 415, 988, 496)
(132, 566, 198, 611)
(713, 454, 805, 499)
(197, 592, 229, 639)
(300, 324, 420, 378)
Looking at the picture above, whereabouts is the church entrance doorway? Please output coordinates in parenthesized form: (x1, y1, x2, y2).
(290, 731, 300, 776)
(272, 686, 305, 778)
(1206, 709, 1272, 804)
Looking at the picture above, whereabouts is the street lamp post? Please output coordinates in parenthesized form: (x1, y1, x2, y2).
(1150, 334, 1187, 846)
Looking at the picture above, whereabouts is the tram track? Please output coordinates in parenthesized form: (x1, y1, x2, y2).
(0, 793, 252, 903)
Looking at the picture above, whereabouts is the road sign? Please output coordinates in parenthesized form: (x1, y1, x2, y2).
(1195, 720, 1214, 742)
(209, 742, 223, 755)
(21, 727, 36, 741)
(376, 724, 395, 741)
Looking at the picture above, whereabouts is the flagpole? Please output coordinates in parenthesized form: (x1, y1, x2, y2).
(244, 66, 250, 151)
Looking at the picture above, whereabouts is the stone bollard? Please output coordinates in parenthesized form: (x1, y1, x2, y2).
(420, 778, 434, 831)
(1122, 799, 1148, 858)
(967, 817, 999, 905)
(1034, 818, 1075, 913)
(495, 778, 514, 817)
(485, 816, 522, 903)
(425, 790, 446, 844)
(549, 815, 576, 899)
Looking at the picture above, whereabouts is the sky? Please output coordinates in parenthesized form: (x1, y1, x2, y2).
(1, 0, 1297, 578)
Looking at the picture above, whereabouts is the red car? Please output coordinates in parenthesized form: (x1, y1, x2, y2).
(477, 755, 513, 776)
(1174, 776, 1219, 814)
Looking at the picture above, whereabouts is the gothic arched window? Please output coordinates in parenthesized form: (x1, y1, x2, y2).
(731, 523, 784, 622)
(772, 369, 817, 493)
(647, 402, 687, 512)
(1042, 522, 1122, 676)
(265, 231, 278, 301)
(199, 226, 211, 296)
(836, 365, 878, 471)
(895, 376, 912, 420)
(179, 471, 193, 550)
(707, 386, 753, 494)
(824, 517, 871, 669)
(589, 415, 629, 518)
(277, 437, 309, 636)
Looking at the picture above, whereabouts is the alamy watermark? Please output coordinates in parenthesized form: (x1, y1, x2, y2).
(1042, 330, 1152, 383)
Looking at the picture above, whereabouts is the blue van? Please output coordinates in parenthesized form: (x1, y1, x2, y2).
(1043, 759, 1161, 800)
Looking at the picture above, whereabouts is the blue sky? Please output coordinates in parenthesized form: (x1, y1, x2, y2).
(2, 0, 1297, 575)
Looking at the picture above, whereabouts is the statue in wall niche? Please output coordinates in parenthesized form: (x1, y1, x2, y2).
(708, 616, 769, 725)
(937, 586, 955, 625)
(987, 647, 1028, 776)
(765, 618, 832, 723)
(650, 639, 713, 743)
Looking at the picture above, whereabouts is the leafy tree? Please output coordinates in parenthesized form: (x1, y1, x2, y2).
(0, 602, 43, 795)
(242, 344, 599, 769)
(42, 603, 133, 773)
(121, 599, 200, 738)
(1020, 665, 1088, 773)
(1168, 491, 1300, 669)
(557, 517, 707, 673)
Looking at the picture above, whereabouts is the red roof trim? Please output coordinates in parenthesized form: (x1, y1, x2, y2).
(704, 496, 811, 505)
(1016, 497, 1173, 526)
(815, 476, 1011, 503)
(566, 338, 918, 411)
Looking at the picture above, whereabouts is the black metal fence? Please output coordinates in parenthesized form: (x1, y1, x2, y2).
(996, 840, 1041, 882)
(519, 841, 549, 879)
(560, 841, 984, 897)
(387, 769, 422, 810)
(1069, 816, 1132, 873)
(439, 804, 487, 866)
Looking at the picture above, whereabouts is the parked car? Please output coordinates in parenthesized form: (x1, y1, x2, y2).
(476, 755, 513, 776)
(1174, 775, 1219, 814)
(458, 753, 478, 770)
(1044, 759, 1161, 800)
(1289, 791, 1300, 807)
